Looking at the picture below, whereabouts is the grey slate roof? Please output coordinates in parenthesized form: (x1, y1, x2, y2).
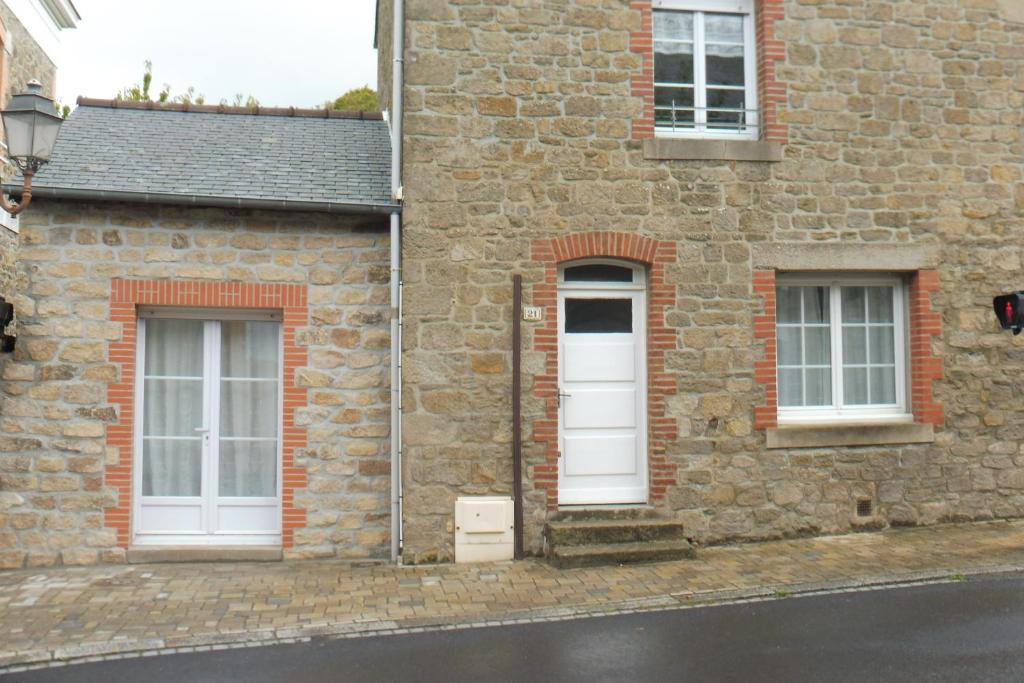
(15, 100, 397, 213)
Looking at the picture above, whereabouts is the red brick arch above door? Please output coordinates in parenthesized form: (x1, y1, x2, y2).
(529, 232, 678, 510)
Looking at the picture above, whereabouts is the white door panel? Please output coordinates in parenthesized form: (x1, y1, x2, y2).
(216, 504, 280, 533)
(558, 276, 648, 506)
(563, 388, 637, 429)
(563, 341, 636, 382)
(563, 435, 638, 476)
(139, 503, 203, 533)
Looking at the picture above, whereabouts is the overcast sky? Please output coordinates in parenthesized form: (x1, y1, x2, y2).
(57, 1, 380, 109)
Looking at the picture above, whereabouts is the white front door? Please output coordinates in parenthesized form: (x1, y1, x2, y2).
(133, 312, 282, 545)
(557, 262, 648, 505)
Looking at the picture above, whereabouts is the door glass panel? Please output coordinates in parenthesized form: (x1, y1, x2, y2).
(218, 320, 280, 497)
(219, 441, 276, 497)
(143, 439, 201, 496)
(563, 264, 634, 283)
(145, 319, 203, 377)
(143, 379, 203, 436)
(222, 321, 279, 378)
(565, 298, 632, 334)
(142, 319, 205, 498)
(220, 380, 278, 438)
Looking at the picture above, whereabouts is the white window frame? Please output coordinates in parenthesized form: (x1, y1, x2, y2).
(652, 0, 759, 140)
(776, 274, 912, 425)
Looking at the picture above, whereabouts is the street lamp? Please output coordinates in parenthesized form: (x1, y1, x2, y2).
(0, 79, 63, 216)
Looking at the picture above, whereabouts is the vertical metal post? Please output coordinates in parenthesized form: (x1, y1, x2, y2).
(512, 274, 524, 560)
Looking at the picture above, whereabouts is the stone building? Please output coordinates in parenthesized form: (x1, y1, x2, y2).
(0, 100, 397, 567)
(5, 0, 1024, 569)
(375, 0, 1024, 564)
(0, 0, 79, 347)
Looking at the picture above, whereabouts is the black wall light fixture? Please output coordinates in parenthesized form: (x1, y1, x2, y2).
(0, 296, 14, 352)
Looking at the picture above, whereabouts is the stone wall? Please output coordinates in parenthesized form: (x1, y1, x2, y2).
(0, 200, 393, 568)
(392, 0, 1024, 562)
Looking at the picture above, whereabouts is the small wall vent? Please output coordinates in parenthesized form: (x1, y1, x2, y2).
(856, 498, 873, 518)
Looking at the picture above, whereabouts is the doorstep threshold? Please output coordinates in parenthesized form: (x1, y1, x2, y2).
(126, 545, 283, 564)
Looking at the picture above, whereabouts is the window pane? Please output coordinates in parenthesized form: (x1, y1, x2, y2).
(803, 287, 829, 324)
(706, 44, 745, 87)
(565, 298, 632, 334)
(143, 439, 201, 497)
(654, 10, 694, 41)
(705, 12, 744, 44)
(777, 287, 802, 324)
(869, 326, 895, 364)
(563, 264, 634, 283)
(222, 321, 279, 379)
(870, 367, 897, 404)
(844, 367, 868, 405)
(219, 441, 276, 497)
(655, 86, 695, 128)
(805, 327, 830, 365)
(144, 379, 203, 436)
(842, 327, 867, 364)
(841, 287, 867, 323)
(706, 88, 747, 129)
(805, 368, 832, 406)
(867, 287, 894, 323)
(221, 380, 278, 438)
(145, 319, 203, 377)
(655, 41, 694, 84)
(779, 368, 803, 407)
(777, 327, 802, 366)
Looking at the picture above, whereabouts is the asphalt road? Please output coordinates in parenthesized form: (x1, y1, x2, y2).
(10, 572, 1024, 682)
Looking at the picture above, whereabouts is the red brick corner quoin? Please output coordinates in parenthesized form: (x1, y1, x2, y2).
(753, 269, 944, 431)
(104, 280, 310, 549)
(629, 0, 789, 143)
(530, 232, 679, 510)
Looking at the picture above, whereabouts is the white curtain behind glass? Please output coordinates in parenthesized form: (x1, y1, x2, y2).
(142, 319, 204, 497)
(219, 321, 280, 497)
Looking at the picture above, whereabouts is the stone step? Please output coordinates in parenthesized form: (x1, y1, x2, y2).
(547, 539, 696, 569)
(545, 518, 688, 546)
(549, 506, 662, 522)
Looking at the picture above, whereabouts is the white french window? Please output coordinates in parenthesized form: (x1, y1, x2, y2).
(776, 275, 911, 424)
(133, 309, 283, 545)
(653, 0, 759, 139)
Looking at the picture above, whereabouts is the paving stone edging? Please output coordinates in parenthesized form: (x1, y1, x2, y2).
(3, 561, 1021, 676)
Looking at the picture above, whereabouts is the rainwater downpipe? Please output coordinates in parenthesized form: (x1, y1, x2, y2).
(389, 0, 405, 564)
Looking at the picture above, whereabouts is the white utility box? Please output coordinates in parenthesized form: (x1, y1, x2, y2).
(454, 496, 514, 563)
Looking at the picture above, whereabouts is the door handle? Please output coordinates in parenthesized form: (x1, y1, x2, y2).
(558, 389, 572, 407)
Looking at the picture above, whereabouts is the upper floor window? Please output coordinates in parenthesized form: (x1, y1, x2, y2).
(653, 0, 758, 140)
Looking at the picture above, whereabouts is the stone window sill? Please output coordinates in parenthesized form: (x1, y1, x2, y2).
(766, 422, 935, 449)
(643, 138, 783, 162)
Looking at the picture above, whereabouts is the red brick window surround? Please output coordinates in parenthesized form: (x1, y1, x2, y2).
(530, 232, 678, 510)
(105, 280, 309, 549)
(630, 0, 788, 143)
(754, 270, 943, 431)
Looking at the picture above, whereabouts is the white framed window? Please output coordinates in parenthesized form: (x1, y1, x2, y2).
(776, 275, 911, 424)
(653, 0, 758, 139)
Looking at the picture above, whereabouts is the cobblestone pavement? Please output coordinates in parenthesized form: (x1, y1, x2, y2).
(3, 520, 1024, 671)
